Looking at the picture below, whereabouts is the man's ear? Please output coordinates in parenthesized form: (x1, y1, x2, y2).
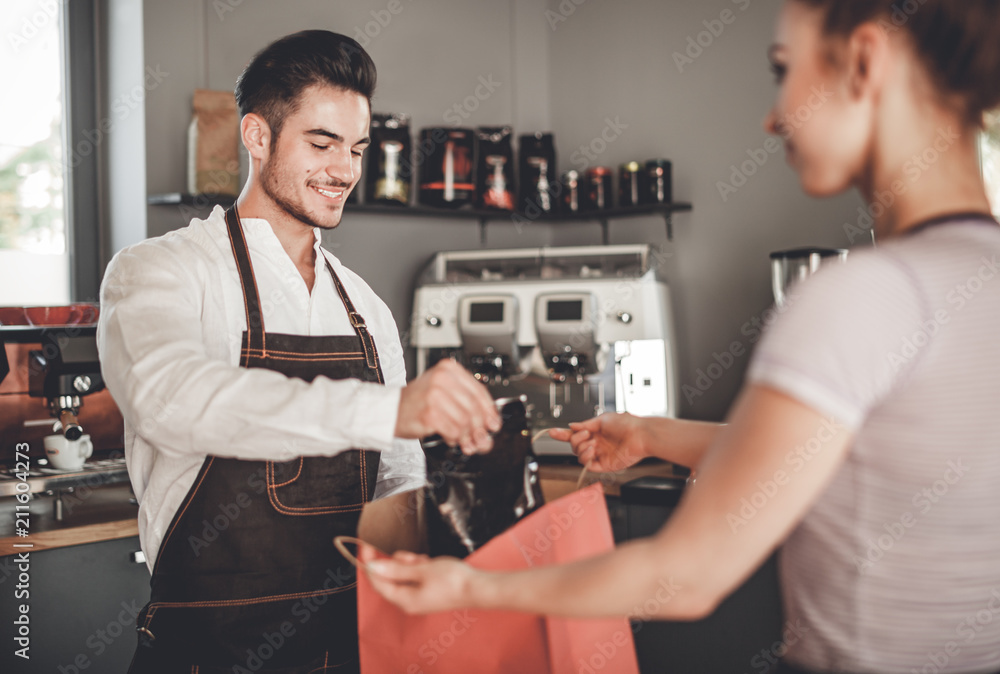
(845, 22, 890, 99)
(241, 112, 271, 160)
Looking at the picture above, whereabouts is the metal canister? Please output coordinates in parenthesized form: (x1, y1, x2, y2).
(583, 166, 613, 211)
(561, 170, 581, 213)
(644, 159, 673, 204)
(619, 161, 643, 207)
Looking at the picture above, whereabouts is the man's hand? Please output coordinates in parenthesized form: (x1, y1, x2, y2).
(548, 412, 649, 472)
(395, 359, 500, 454)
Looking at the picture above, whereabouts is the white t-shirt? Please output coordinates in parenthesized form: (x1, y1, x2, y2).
(98, 206, 425, 570)
(747, 218, 1000, 673)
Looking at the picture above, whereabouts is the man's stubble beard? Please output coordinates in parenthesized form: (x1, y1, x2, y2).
(259, 154, 346, 231)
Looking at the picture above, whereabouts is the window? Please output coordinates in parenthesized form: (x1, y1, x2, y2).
(982, 111, 1000, 217)
(1, 1, 68, 305)
(0, 0, 100, 308)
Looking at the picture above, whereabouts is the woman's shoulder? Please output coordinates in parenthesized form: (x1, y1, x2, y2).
(782, 245, 922, 317)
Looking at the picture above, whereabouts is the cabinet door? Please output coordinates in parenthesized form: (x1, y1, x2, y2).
(1, 536, 150, 673)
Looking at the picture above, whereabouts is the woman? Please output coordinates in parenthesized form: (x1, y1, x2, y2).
(366, 1, 1000, 671)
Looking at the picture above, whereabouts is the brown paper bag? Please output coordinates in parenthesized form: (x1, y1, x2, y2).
(356, 488, 427, 555)
(187, 89, 240, 196)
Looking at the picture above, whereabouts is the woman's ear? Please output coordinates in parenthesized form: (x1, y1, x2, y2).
(241, 113, 271, 161)
(845, 22, 890, 99)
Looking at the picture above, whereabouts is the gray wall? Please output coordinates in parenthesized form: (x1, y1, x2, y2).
(546, 0, 867, 419)
(115, 0, 868, 422)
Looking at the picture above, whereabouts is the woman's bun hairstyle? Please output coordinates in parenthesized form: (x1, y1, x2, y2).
(796, 0, 1000, 125)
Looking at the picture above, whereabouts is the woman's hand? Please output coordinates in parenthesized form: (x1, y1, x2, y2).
(547, 412, 649, 472)
(361, 544, 483, 614)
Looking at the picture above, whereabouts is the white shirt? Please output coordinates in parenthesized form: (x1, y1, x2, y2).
(747, 219, 1000, 673)
(97, 205, 425, 570)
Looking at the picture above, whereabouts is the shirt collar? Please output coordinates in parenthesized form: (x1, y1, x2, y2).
(223, 206, 334, 270)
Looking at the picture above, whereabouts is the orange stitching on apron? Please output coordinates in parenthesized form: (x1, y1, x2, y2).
(152, 457, 215, 574)
(324, 253, 380, 373)
(306, 651, 332, 673)
(191, 666, 198, 674)
(359, 332, 377, 371)
(143, 606, 157, 632)
(229, 205, 268, 357)
(145, 582, 356, 612)
(268, 458, 304, 489)
(359, 451, 367, 503)
(266, 482, 365, 515)
(240, 350, 365, 358)
(239, 352, 366, 363)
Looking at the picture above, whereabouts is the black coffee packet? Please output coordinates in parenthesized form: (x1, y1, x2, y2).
(421, 396, 544, 558)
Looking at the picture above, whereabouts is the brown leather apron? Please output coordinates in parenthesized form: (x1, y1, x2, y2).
(127, 206, 382, 673)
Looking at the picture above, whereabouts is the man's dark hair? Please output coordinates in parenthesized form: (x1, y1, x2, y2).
(235, 30, 377, 142)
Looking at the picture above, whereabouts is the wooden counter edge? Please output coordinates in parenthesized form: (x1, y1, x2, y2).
(0, 518, 139, 557)
(538, 461, 679, 502)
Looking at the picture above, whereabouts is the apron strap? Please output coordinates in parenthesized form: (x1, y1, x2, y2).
(224, 205, 266, 361)
(225, 205, 380, 372)
(322, 255, 380, 372)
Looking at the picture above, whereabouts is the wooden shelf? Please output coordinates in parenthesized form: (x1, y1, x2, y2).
(147, 193, 693, 244)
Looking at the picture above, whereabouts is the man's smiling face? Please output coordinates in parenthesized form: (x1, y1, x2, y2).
(260, 84, 370, 230)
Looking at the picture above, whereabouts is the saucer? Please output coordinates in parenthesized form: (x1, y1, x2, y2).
(37, 466, 86, 475)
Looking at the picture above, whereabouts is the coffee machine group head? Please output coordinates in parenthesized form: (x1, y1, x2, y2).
(534, 292, 606, 384)
(534, 292, 610, 421)
(28, 330, 106, 440)
(457, 295, 520, 385)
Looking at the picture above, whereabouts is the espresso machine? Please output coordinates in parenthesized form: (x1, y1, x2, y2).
(411, 244, 679, 455)
(26, 329, 107, 440)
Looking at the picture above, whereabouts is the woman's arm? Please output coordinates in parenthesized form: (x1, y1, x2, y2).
(548, 414, 722, 471)
(365, 384, 853, 619)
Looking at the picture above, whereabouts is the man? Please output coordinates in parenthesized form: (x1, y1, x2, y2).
(97, 30, 499, 673)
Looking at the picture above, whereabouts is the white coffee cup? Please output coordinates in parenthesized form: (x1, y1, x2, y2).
(43, 434, 93, 471)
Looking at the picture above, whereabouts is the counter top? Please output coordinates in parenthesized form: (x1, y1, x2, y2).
(0, 484, 139, 556)
(0, 454, 130, 498)
(0, 460, 680, 558)
(537, 458, 680, 501)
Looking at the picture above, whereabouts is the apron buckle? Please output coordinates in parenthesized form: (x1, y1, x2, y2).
(137, 626, 156, 643)
(349, 312, 366, 329)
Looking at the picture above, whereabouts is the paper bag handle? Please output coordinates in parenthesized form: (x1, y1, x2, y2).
(333, 535, 389, 569)
(533, 428, 592, 490)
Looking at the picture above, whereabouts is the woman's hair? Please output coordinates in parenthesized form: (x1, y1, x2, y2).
(235, 30, 377, 143)
(794, 0, 1000, 125)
